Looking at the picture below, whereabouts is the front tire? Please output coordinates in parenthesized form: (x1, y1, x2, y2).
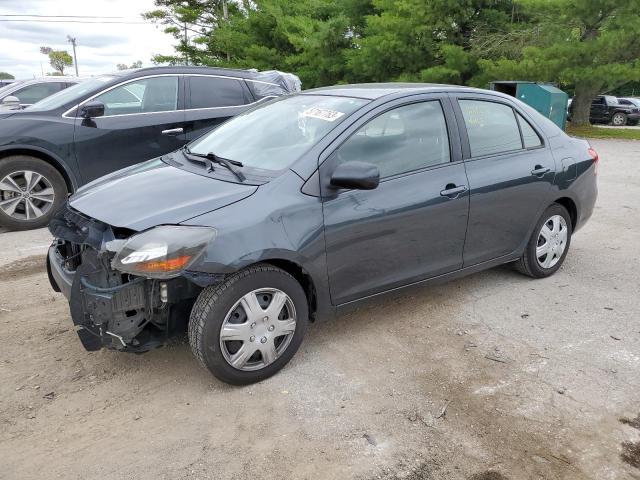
(611, 112, 627, 126)
(515, 204, 572, 278)
(0, 156, 68, 230)
(188, 264, 308, 385)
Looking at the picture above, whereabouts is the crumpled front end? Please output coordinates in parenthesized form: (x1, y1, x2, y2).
(47, 204, 218, 352)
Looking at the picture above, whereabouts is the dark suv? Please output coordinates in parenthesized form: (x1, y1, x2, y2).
(570, 95, 640, 126)
(0, 67, 297, 230)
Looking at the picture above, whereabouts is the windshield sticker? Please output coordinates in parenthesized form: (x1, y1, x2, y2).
(302, 107, 345, 122)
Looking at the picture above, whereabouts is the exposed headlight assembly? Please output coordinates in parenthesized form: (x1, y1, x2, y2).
(111, 226, 216, 279)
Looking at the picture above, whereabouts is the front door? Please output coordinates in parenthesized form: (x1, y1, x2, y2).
(451, 95, 557, 266)
(73, 75, 186, 184)
(321, 97, 469, 305)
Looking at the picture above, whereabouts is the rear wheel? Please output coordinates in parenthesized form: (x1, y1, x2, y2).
(611, 112, 627, 126)
(515, 204, 572, 278)
(188, 264, 308, 385)
(0, 156, 67, 230)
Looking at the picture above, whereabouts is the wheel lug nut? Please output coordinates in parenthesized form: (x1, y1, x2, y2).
(249, 336, 255, 342)
(263, 316, 268, 322)
(268, 325, 274, 332)
(260, 336, 267, 344)
(250, 322, 256, 329)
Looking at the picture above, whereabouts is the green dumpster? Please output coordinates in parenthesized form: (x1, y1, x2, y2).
(489, 81, 569, 130)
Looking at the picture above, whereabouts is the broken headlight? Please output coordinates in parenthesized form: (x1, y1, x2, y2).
(111, 226, 216, 279)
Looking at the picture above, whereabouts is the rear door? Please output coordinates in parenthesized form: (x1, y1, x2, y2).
(73, 75, 186, 183)
(321, 95, 469, 304)
(590, 97, 606, 122)
(451, 94, 556, 266)
(184, 75, 253, 141)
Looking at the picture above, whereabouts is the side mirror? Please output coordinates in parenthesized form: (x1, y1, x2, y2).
(330, 161, 380, 190)
(79, 101, 105, 119)
(1, 95, 20, 107)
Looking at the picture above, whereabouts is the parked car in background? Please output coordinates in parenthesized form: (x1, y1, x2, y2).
(569, 95, 640, 126)
(47, 84, 598, 384)
(0, 66, 299, 230)
(0, 77, 83, 111)
(0, 79, 15, 88)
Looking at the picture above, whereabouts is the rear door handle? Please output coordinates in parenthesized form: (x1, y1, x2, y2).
(161, 127, 184, 136)
(531, 165, 550, 177)
(440, 184, 468, 198)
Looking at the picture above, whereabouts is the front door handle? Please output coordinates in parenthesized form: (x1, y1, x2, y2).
(161, 127, 184, 136)
(440, 184, 468, 198)
(531, 165, 550, 177)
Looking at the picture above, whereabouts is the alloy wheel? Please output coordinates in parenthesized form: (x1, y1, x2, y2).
(0, 170, 55, 221)
(536, 214, 568, 269)
(219, 288, 297, 371)
(612, 113, 626, 126)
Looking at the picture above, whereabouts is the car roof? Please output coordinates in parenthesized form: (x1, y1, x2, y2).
(302, 83, 503, 100)
(12, 77, 84, 85)
(111, 66, 261, 80)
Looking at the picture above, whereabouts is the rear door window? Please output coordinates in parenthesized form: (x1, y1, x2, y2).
(189, 76, 246, 109)
(459, 100, 522, 157)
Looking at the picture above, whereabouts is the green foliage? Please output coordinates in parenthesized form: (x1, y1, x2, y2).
(0, 72, 14, 80)
(116, 61, 143, 70)
(143, 0, 640, 125)
(40, 46, 73, 75)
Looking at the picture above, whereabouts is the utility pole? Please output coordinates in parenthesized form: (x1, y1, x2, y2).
(223, 0, 230, 61)
(67, 36, 79, 76)
(183, 22, 188, 65)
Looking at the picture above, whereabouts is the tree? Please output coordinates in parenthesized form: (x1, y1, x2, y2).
(40, 46, 73, 75)
(477, 0, 640, 126)
(116, 60, 143, 70)
(0, 72, 14, 80)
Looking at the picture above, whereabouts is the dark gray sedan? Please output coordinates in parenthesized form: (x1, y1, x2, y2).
(47, 84, 598, 384)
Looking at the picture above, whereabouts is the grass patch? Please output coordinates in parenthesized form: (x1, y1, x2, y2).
(566, 124, 640, 140)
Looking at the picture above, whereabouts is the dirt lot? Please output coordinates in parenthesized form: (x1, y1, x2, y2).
(1, 139, 639, 480)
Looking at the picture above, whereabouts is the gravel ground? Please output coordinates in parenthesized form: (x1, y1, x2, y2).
(0, 139, 639, 480)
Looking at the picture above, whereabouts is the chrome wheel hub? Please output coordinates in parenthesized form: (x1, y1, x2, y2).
(0, 170, 54, 221)
(220, 288, 297, 371)
(536, 214, 568, 269)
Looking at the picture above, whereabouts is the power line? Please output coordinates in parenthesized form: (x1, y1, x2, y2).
(0, 19, 147, 24)
(0, 14, 129, 18)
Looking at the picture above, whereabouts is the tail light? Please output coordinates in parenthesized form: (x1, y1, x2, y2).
(588, 146, 599, 175)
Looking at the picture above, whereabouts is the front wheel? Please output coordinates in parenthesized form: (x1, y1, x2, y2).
(188, 264, 308, 385)
(515, 204, 572, 278)
(0, 156, 68, 230)
(611, 112, 627, 126)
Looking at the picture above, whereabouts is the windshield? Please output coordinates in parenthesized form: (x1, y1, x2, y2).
(188, 94, 369, 171)
(26, 75, 117, 112)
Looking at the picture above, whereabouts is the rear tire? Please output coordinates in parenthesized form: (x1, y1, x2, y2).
(0, 156, 67, 230)
(515, 203, 572, 278)
(188, 264, 308, 385)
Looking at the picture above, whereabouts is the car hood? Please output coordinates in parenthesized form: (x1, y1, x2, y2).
(70, 158, 258, 231)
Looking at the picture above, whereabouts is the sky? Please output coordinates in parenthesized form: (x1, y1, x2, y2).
(0, 0, 177, 79)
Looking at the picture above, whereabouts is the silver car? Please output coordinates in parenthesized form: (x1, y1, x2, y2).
(0, 77, 84, 111)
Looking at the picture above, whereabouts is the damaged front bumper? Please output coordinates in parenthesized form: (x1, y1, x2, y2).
(47, 204, 222, 353)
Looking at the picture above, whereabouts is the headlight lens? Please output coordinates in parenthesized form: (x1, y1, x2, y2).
(111, 226, 216, 279)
